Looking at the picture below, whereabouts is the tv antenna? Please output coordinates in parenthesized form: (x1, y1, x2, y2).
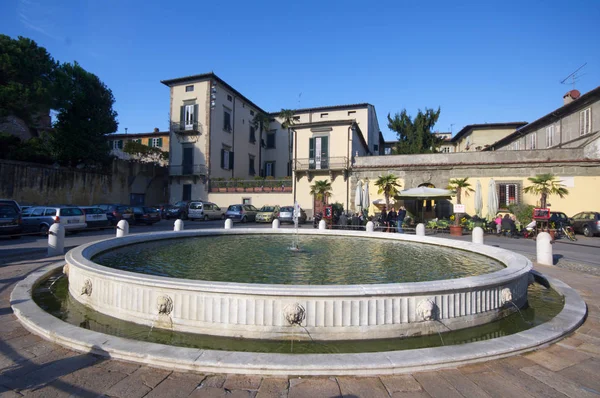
(560, 63, 587, 89)
(298, 92, 302, 108)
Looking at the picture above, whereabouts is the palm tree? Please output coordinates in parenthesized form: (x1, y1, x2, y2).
(524, 173, 569, 208)
(447, 177, 474, 205)
(279, 108, 296, 157)
(447, 177, 475, 225)
(252, 113, 271, 138)
(310, 179, 332, 210)
(374, 174, 401, 209)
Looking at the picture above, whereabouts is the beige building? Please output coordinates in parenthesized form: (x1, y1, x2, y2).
(449, 122, 527, 152)
(108, 128, 170, 166)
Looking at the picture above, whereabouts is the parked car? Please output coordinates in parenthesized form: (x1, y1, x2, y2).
(549, 211, 572, 228)
(0, 203, 23, 238)
(79, 206, 111, 229)
(255, 205, 280, 223)
(571, 212, 600, 237)
(21, 206, 86, 234)
(188, 201, 225, 221)
(154, 204, 174, 219)
(93, 204, 134, 225)
(166, 200, 195, 220)
(0, 199, 21, 213)
(225, 204, 259, 223)
(278, 206, 307, 224)
(131, 206, 161, 225)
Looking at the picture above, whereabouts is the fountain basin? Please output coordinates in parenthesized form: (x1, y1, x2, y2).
(64, 229, 531, 340)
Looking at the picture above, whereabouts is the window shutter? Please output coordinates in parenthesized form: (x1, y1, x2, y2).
(221, 149, 225, 169)
(117, 140, 123, 149)
(147, 138, 152, 146)
(229, 151, 234, 170)
(193, 104, 199, 131)
(321, 136, 328, 158)
(180, 106, 185, 130)
(157, 138, 163, 147)
(309, 137, 314, 160)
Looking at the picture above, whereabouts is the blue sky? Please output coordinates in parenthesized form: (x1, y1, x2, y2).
(2, 0, 599, 140)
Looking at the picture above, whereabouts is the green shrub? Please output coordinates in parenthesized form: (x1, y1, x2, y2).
(508, 203, 535, 226)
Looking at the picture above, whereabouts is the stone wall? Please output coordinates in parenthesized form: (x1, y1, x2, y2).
(0, 159, 168, 206)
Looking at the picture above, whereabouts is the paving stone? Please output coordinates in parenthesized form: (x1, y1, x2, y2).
(144, 372, 203, 398)
(256, 377, 288, 398)
(456, 362, 491, 374)
(0, 384, 22, 398)
(525, 347, 591, 371)
(22, 341, 62, 358)
(4, 333, 43, 350)
(104, 366, 171, 398)
(189, 386, 256, 397)
(486, 356, 568, 398)
(413, 372, 463, 398)
(93, 358, 141, 375)
(557, 336, 585, 349)
(464, 370, 535, 398)
(200, 375, 226, 388)
(223, 374, 263, 391)
(380, 375, 423, 393)
(439, 369, 491, 397)
(336, 376, 389, 398)
(390, 392, 432, 398)
(520, 365, 598, 398)
(288, 377, 340, 398)
(0, 344, 37, 371)
(558, 358, 600, 394)
(576, 343, 600, 357)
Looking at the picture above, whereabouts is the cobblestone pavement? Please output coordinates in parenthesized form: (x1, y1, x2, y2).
(0, 256, 598, 397)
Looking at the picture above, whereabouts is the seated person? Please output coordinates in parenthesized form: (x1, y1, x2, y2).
(501, 214, 516, 235)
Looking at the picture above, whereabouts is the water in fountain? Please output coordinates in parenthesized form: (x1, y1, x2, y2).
(290, 201, 301, 251)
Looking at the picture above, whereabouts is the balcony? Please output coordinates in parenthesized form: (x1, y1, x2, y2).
(294, 157, 349, 171)
(169, 164, 208, 176)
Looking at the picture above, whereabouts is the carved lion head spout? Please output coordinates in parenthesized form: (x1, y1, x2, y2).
(501, 288, 513, 305)
(416, 299, 437, 321)
(80, 279, 92, 296)
(157, 295, 173, 316)
(283, 303, 306, 326)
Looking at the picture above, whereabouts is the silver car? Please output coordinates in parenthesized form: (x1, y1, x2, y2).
(21, 206, 87, 234)
(188, 201, 225, 221)
(278, 206, 307, 224)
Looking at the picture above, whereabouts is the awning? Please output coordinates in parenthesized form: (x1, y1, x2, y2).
(396, 187, 455, 200)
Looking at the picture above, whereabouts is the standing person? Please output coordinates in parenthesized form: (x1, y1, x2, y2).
(387, 207, 397, 232)
(397, 206, 407, 233)
(380, 206, 388, 232)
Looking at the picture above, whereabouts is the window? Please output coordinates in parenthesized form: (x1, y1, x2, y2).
(182, 184, 192, 201)
(309, 136, 329, 169)
(227, 94, 232, 102)
(116, 140, 123, 149)
(374, 144, 379, 152)
(249, 126, 256, 143)
(265, 161, 275, 177)
(546, 125, 555, 147)
(320, 113, 328, 118)
(242, 198, 252, 205)
(441, 147, 450, 153)
(530, 133, 536, 149)
(266, 131, 276, 148)
(250, 110, 255, 116)
(384, 147, 392, 155)
(185, 85, 194, 92)
(180, 104, 198, 131)
(249, 155, 255, 175)
(151, 137, 163, 147)
(133, 139, 141, 144)
(293, 116, 300, 122)
(580, 108, 591, 136)
(223, 108, 232, 132)
(221, 146, 233, 170)
(498, 182, 520, 208)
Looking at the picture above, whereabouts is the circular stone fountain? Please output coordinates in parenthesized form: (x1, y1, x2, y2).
(11, 228, 587, 375)
(61, 229, 531, 340)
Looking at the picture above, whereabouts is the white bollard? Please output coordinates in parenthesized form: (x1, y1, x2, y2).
(174, 219, 184, 231)
(536, 232, 553, 266)
(47, 223, 65, 256)
(472, 227, 484, 244)
(224, 218, 233, 229)
(272, 219, 280, 229)
(116, 220, 129, 237)
(416, 223, 425, 236)
(366, 221, 374, 232)
(318, 220, 327, 230)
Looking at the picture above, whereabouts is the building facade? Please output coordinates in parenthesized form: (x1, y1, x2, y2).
(108, 128, 169, 166)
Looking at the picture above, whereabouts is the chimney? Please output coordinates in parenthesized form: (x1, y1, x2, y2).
(563, 89, 581, 105)
(153, 127, 160, 133)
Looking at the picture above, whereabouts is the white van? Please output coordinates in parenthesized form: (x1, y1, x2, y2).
(187, 201, 225, 221)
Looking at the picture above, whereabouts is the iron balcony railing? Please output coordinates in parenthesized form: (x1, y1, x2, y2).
(295, 156, 349, 171)
(169, 164, 208, 176)
(209, 179, 292, 189)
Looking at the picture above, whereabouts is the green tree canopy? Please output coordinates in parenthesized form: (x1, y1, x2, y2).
(50, 62, 118, 166)
(523, 173, 569, 209)
(123, 140, 168, 164)
(387, 107, 443, 154)
(374, 174, 402, 209)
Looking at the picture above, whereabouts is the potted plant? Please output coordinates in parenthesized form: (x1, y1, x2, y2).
(213, 178, 226, 193)
(253, 176, 264, 192)
(263, 176, 275, 192)
(282, 176, 293, 192)
(447, 177, 474, 236)
(227, 178, 239, 192)
(236, 179, 245, 192)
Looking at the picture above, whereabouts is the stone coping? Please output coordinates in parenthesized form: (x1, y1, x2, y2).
(11, 261, 586, 376)
(65, 229, 532, 296)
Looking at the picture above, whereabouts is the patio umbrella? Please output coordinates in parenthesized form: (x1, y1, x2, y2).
(487, 179, 499, 221)
(474, 180, 483, 218)
(362, 182, 370, 216)
(354, 180, 363, 213)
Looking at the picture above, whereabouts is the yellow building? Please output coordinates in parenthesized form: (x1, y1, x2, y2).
(107, 128, 170, 166)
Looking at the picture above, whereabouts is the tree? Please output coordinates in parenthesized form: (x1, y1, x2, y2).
(374, 174, 401, 209)
(387, 108, 444, 154)
(123, 140, 168, 165)
(447, 177, 474, 225)
(0, 35, 58, 123)
(523, 173, 569, 209)
(279, 108, 295, 167)
(50, 62, 118, 166)
(310, 179, 332, 209)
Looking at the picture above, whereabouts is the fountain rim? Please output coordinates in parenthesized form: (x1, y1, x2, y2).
(65, 228, 532, 296)
(11, 261, 586, 376)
